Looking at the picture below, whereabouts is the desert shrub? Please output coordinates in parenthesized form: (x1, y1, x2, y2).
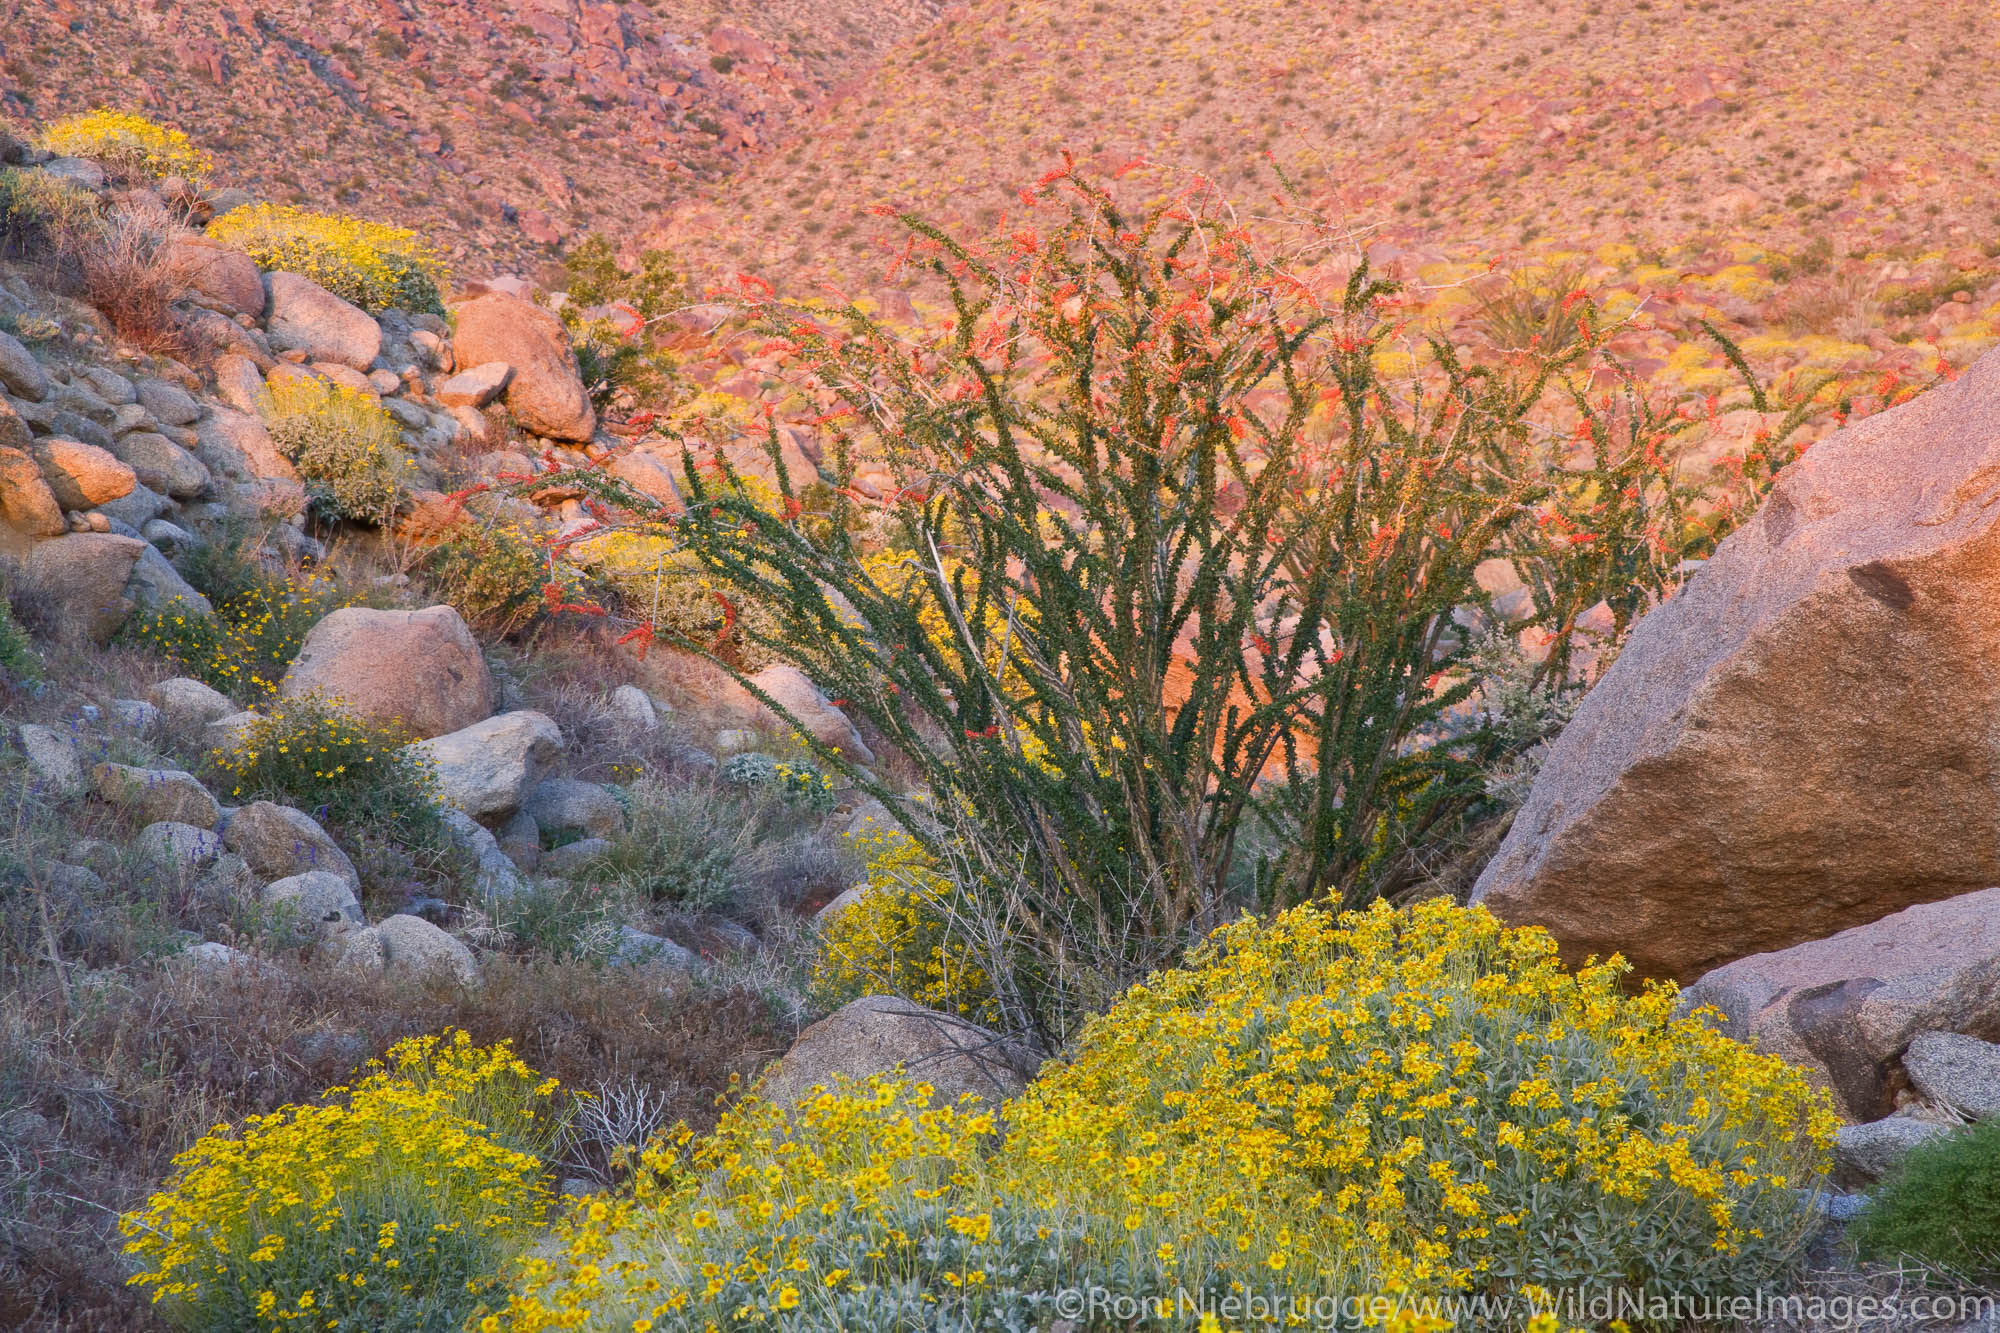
(73, 194, 194, 349)
(39, 109, 210, 181)
(537, 167, 1830, 1044)
(418, 517, 548, 634)
(0, 164, 99, 255)
(122, 572, 351, 702)
(1850, 1116, 2000, 1280)
(207, 203, 446, 315)
(571, 530, 782, 671)
(1475, 259, 1592, 354)
(208, 694, 440, 835)
(0, 589, 41, 685)
(813, 827, 997, 1022)
(496, 901, 1836, 1330)
(598, 778, 758, 911)
(555, 233, 687, 410)
(497, 878, 621, 962)
(123, 1032, 560, 1333)
(718, 750, 837, 812)
(261, 376, 411, 525)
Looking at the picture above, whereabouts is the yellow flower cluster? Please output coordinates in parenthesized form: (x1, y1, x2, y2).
(261, 376, 411, 525)
(209, 692, 440, 828)
(489, 1077, 1007, 1332)
(124, 576, 352, 701)
(124, 1032, 561, 1332)
(489, 901, 1836, 1329)
(813, 824, 998, 1021)
(39, 108, 210, 180)
(1001, 898, 1838, 1302)
(209, 203, 447, 314)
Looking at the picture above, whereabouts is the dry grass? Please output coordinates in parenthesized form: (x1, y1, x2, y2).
(65, 196, 197, 354)
(0, 614, 807, 1330)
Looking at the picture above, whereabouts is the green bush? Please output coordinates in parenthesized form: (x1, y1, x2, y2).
(719, 751, 837, 812)
(1851, 1116, 2000, 1280)
(556, 233, 687, 410)
(0, 165, 99, 256)
(261, 377, 411, 525)
(0, 590, 41, 686)
(598, 778, 756, 911)
(418, 517, 548, 635)
(498, 878, 620, 962)
(568, 528, 784, 671)
(207, 694, 440, 836)
(207, 204, 446, 315)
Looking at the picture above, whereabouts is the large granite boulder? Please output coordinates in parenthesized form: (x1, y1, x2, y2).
(221, 801, 359, 888)
(90, 762, 220, 829)
(0, 446, 65, 536)
(409, 710, 563, 822)
(1475, 346, 2000, 981)
(278, 605, 491, 739)
(1679, 887, 2000, 1120)
(167, 235, 266, 319)
(265, 272, 381, 371)
(520, 776, 624, 840)
(24, 533, 210, 643)
(448, 293, 593, 442)
(748, 664, 875, 765)
(753, 995, 1041, 1111)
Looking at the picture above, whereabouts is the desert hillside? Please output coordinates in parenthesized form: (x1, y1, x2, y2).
(664, 0, 2000, 287)
(0, 0, 939, 271)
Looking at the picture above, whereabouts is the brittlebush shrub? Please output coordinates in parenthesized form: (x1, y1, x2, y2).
(813, 825, 998, 1022)
(571, 529, 782, 671)
(123, 1032, 560, 1333)
(1850, 1116, 2000, 1280)
(261, 377, 411, 525)
(39, 109, 210, 181)
(419, 518, 548, 635)
(208, 204, 447, 315)
(493, 901, 1835, 1330)
(209, 694, 440, 834)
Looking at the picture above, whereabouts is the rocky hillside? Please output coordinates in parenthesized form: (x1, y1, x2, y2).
(658, 0, 2000, 287)
(0, 0, 940, 272)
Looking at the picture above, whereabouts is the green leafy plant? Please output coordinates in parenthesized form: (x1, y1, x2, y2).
(0, 165, 99, 257)
(597, 778, 757, 911)
(261, 377, 411, 525)
(208, 204, 446, 315)
(0, 589, 41, 686)
(554, 234, 687, 410)
(719, 751, 837, 812)
(1850, 1116, 2000, 1281)
(418, 517, 548, 635)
